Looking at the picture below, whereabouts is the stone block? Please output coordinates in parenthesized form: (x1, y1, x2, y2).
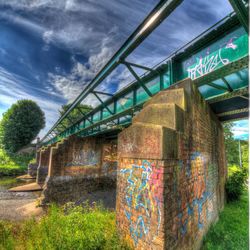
(133, 103, 184, 131)
(118, 123, 178, 159)
(144, 88, 186, 110)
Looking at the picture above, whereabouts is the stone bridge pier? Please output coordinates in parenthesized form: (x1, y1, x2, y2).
(116, 79, 226, 250)
(40, 136, 117, 204)
(36, 146, 51, 184)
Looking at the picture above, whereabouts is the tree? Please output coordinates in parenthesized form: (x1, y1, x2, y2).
(0, 100, 45, 153)
(58, 103, 92, 132)
(223, 122, 239, 165)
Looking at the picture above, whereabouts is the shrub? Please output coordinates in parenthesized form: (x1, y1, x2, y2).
(225, 165, 248, 201)
(0, 100, 45, 153)
(0, 148, 33, 176)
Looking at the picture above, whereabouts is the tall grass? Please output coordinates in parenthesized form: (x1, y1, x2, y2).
(0, 204, 130, 250)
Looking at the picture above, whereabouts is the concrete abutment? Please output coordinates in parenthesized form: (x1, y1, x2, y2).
(116, 79, 226, 249)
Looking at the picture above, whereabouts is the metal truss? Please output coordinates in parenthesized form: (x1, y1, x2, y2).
(40, 1, 249, 146)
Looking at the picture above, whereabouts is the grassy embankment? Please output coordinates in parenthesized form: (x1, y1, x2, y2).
(202, 190, 248, 250)
(0, 204, 131, 250)
(0, 148, 33, 176)
(0, 190, 248, 250)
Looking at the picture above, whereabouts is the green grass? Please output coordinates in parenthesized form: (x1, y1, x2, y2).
(202, 190, 249, 250)
(0, 204, 130, 250)
(0, 148, 33, 176)
(0, 191, 247, 250)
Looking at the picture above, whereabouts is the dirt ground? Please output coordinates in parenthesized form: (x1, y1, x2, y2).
(0, 199, 44, 221)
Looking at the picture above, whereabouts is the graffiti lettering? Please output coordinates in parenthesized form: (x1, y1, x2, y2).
(120, 160, 162, 245)
(66, 150, 100, 166)
(187, 39, 237, 80)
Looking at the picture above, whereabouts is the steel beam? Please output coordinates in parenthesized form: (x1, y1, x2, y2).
(93, 92, 114, 114)
(207, 87, 248, 103)
(40, 0, 183, 143)
(120, 60, 155, 72)
(206, 82, 229, 92)
(217, 107, 249, 117)
(221, 77, 233, 92)
(228, 0, 248, 32)
(125, 62, 153, 97)
(92, 91, 114, 97)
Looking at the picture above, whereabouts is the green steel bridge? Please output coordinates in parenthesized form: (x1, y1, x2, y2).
(40, 0, 249, 146)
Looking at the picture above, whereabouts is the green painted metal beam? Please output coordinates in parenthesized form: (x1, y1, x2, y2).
(40, 9, 249, 146)
(40, 0, 183, 144)
(228, 0, 248, 32)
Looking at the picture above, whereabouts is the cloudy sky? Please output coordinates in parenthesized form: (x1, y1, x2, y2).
(0, 0, 248, 139)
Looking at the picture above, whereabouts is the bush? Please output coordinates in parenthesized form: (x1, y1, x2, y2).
(225, 165, 248, 201)
(0, 148, 33, 176)
(0, 100, 45, 153)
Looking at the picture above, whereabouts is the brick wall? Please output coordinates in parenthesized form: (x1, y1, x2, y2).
(116, 79, 226, 250)
(41, 135, 117, 204)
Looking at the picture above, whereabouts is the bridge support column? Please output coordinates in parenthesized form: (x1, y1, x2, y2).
(116, 79, 226, 250)
(36, 147, 51, 184)
(41, 136, 117, 205)
(28, 150, 40, 178)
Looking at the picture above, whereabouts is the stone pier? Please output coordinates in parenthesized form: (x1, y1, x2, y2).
(36, 146, 51, 184)
(116, 79, 226, 250)
(41, 136, 117, 204)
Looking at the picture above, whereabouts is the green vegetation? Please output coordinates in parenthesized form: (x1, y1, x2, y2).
(226, 165, 248, 201)
(0, 204, 130, 250)
(202, 190, 248, 250)
(0, 100, 45, 153)
(0, 148, 33, 176)
(223, 122, 248, 168)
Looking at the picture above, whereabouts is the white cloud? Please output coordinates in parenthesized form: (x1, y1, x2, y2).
(49, 35, 115, 103)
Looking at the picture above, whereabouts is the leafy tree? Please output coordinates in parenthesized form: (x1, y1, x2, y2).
(58, 103, 92, 132)
(241, 140, 249, 169)
(223, 122, 249, 168)
(223, 122, 239, 165)
(0, 100, 45, 153)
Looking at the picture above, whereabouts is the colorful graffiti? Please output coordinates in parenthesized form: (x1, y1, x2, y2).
(120, 160, 162, 245)
(174, 152, 218, 237)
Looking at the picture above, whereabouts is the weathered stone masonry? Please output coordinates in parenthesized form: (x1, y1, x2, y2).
(41, 136, 117, 204)
(36, 146, 51, 184)
(116, 79, 226, 250)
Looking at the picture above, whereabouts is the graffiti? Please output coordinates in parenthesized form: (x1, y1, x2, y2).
(102, 143, 118, 173)
(66, 150, 100, 167)
(103, 143, 117, 162)
(174, 152, 218, 237)
(187, 38, 237, 80)
(120, 160, 162, 245)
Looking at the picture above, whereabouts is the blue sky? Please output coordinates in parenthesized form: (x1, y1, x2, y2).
(0, 0, 248, 139)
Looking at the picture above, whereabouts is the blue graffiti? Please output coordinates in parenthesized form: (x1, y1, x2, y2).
(176, 152, 218, 237)
(120, 160, 161, 245)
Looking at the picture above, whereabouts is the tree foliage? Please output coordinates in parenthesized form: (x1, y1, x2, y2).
(223, 122, 240, 165)
(226, 165, 247, 201)
(0, 100, 45, 153)
(223, 122, 249, 168)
